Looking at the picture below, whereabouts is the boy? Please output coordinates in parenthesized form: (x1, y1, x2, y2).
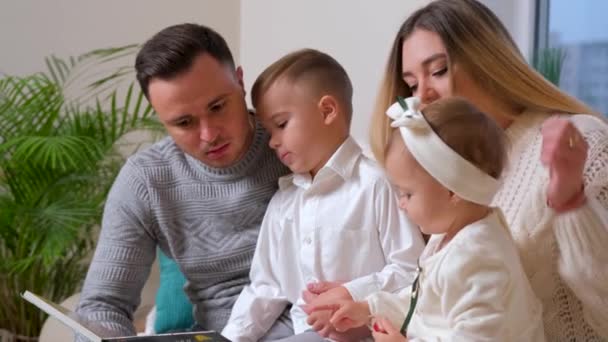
(221, 49, 425, 342)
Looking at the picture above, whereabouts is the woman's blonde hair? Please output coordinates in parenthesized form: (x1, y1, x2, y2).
(371, 0, 596, 163)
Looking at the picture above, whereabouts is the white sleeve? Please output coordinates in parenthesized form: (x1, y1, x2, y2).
(343, 179, 425, 301)
(553, 114, 608, 336)
(366, 287, 412, 330)
(438, 247, 511, 341)
(221, 197, 289, 342)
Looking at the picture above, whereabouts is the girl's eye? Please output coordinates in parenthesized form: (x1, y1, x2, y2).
(277, 121, 287, 129)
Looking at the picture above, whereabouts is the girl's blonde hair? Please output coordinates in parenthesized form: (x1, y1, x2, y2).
(371, 0, 596, 164)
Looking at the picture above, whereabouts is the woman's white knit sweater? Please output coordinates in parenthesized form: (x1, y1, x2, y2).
(493, 110, 608, 341)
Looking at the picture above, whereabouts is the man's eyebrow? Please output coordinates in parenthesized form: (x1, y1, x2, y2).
(207, 93, 230, 109)
(166, 114, 193, 124)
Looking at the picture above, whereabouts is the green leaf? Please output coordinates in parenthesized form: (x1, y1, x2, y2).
(532, 47, 566, 86)
(0, 44, 160, 338)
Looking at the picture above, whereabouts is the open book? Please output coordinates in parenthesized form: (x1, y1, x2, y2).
(22, 291, 229, 342)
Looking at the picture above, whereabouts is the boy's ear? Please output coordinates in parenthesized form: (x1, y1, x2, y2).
(318, 95, 339, 125)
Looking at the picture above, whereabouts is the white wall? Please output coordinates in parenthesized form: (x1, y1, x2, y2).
(0, 0, 241, 76)
(240, 0, 431, 151)
(1, 0, 535, 149)
(480, 0, 536, 59)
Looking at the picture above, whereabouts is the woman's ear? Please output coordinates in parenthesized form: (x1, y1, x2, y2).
(317, 95, 339, 125)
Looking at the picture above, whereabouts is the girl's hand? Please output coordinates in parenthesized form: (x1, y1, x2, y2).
(371, 317, 407, 342)
(540, 117, 588, 212)
(310, 300, 371, 332)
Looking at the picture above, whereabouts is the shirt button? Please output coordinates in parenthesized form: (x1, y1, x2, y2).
(304, 237, 312, 244)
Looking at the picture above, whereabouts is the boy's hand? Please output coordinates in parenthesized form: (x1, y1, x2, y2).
(301, 284, 352, 315)
(372, 317, 407, 342)
(302, 281, 343, 304)
(302, 284, 353, 338)
(306, 309, 333, 337)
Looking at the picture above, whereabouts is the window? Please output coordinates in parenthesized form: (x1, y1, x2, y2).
(536, 0, 608, 117)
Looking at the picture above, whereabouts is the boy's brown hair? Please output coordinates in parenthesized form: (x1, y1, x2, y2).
(251, 48, 353, 126)
(415, 97, 507, 179)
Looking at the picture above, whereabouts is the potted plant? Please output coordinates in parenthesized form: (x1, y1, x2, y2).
(532, 47, 566, 86)
(0, 45, 161, 340)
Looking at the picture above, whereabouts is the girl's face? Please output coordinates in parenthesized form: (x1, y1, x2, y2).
(385, 134, 458, 235)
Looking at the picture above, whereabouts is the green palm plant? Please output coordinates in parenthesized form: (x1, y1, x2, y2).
(532, 47, 566, 86)
(0, 45, 161, 340)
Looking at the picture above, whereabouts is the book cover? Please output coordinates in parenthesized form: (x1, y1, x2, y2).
(22, 291, 229, 342)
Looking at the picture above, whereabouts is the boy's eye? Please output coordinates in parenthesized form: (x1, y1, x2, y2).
(398, 189, 411, 199)
(408, 84, 418, 93)
(277, 121, 287, 129)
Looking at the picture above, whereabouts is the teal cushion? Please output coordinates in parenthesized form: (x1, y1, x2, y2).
(154, 249, 195, 333)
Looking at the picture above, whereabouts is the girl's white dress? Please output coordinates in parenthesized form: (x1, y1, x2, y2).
(367, 210, 545, 341)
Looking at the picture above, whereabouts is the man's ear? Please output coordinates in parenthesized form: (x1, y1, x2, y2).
(318, 95, 339, 125)
(235, 66, 246, 95)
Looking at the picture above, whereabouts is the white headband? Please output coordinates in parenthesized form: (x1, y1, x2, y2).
(386, 97, 500, 205)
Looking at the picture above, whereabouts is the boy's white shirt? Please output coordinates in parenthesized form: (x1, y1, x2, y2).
(222, 137, 425, 342)
(367, 210, 546, 342)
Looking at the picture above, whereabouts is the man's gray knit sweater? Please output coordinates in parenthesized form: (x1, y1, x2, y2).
(76, 123, 289, 337)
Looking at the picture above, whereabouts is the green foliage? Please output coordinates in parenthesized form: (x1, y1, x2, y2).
(532, 47, 566, 86)
(0, 45, 161, 338)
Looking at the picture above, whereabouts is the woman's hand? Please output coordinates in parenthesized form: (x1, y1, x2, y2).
(541, 117, 588, 212)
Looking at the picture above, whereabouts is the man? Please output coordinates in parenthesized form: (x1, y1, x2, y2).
(76, 23, 290, 339)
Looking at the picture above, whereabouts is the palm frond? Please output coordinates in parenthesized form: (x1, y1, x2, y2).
(2, 135, 103, 172)
(532, 47, 566, 86)
(0, 44, 161, 338)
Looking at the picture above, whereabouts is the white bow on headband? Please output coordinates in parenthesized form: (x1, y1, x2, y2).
(386, 97, 428, 130)
(385, 96, 501, 206)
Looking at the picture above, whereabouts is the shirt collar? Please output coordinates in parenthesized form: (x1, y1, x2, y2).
(278, 136, 362, 191)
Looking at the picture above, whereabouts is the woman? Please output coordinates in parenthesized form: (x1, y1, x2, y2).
(368, 0, 607, 340)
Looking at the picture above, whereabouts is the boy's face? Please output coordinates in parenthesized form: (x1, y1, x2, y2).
(385, 133, 456, 235)
(148, 53, 253, 168)
(255, 79, 331, 176)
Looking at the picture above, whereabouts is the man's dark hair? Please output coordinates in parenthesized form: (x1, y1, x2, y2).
(135, 23, 235, 99)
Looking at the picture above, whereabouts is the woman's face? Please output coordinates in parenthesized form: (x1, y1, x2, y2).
(400, 29, 478, 110)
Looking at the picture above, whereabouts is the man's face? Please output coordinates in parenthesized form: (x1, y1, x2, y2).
(148, 53, 253, 168)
